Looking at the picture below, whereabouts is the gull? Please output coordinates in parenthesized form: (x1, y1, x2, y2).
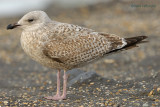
(7, 10, 147, 100)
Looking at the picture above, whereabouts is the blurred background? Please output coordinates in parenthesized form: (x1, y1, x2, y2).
(0, 0, 159, 86)
(0, 0, 160, 106)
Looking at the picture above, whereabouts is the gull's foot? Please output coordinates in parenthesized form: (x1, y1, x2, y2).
(45, 95, 66, 100)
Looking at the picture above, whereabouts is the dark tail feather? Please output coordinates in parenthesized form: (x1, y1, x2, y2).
(123, 36, 148, 49)
(108, 36, 148, 54)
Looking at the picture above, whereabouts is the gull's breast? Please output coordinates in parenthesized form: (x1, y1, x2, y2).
(20, 31, 64, 69)
(21, 31, 42, 59)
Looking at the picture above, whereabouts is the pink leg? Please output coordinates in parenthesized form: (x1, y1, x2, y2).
(61, 69, 68, 99)
(45, 70, 68, 100)
(56, 70, 61, 96)
(45, 70, 61, 100)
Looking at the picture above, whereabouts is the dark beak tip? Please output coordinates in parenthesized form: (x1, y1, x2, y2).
(7, 23, 20, 30)
(7, 24, 14, 30)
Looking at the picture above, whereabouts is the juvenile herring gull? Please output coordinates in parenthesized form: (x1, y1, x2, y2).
(7, 11, 147, 100)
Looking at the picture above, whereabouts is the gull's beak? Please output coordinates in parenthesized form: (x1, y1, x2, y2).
(7, 23, 21, 30)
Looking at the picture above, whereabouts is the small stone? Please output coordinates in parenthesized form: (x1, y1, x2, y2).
(23, 102, 28, 105)
(134, 103, 140, 106)
(96, 88, 101, 91)
(155, 99, 159, 102)
(90, 82, 94, 85)
(122, 99, 127, 101)
(142, 103, 149, 107)
(148, 90, 154, 96)
(157, 87, 160, 92)
(3, 101, 8, 105)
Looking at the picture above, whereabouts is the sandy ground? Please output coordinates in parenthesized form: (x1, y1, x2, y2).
(0, 1, 160, 106)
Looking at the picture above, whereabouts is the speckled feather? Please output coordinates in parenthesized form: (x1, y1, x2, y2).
(21, 23, 126, 70)
(19, 11, 128, 70)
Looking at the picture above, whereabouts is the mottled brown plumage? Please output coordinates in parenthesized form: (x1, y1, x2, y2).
(7, 11, 147, 100)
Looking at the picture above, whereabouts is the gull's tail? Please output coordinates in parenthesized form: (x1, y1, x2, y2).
(108, 36, 148, 54)
(123, 36, 148, 49)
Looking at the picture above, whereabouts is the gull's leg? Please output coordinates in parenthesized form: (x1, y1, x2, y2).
(45, 70, 61, 100)
(45, 70, 68, 100)
(55, 70, 61, 97)
(60, 69, 68, 99)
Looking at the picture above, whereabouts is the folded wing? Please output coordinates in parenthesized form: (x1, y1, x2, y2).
(42, 25, 126, 68)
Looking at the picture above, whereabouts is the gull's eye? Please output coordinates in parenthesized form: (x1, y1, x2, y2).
(28, 19, 34, 23)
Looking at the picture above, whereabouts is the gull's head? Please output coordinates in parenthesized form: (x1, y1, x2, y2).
(7, 11, 51, 30)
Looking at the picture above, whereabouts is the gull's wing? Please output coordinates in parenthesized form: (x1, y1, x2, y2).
(42, 23, 126, 69)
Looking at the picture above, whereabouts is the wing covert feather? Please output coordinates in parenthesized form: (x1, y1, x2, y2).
(43, 32, 126, 67)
